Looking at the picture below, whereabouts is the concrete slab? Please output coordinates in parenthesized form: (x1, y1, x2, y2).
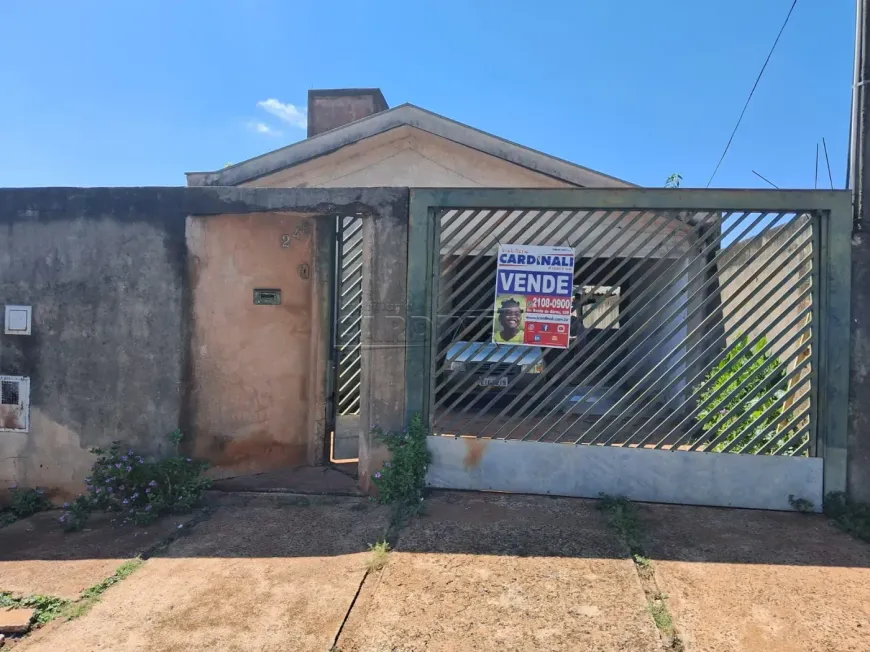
(338, 492, 661, 652)
(639, 503, 870, 652)
(17, 498, 391, 652)
(0, 510, 194, 599)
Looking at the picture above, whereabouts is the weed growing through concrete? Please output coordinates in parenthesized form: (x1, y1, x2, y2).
(65, 558, 145, 619)
(371, 414, 431, 506)
(367, 541, 391, 572)
(0, 592, 69, 625)
(824, 491, 870, 543)
(597, 494, 684, 650)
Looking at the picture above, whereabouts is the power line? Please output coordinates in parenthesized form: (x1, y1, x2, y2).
(752, 169, 780, 189)
(706, 0, 800, 188)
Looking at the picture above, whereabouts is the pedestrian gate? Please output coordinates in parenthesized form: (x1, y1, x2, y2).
(331, 215, 363, 461)
(406, 189, 851, 511)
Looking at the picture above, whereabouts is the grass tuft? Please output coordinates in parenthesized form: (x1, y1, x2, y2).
(366, 540, 391, 572)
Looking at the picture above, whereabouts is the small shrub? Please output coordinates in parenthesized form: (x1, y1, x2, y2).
(824, 491, 870, 543)
(371, 414, 431, 506)
(59, 495, 92, 532)
(694, 335, 798, 453)
(0, 486, 52, 528)
(10, 486, 51, 518)
(59, 429, 211, 529)
(788, 494, 815, 513)
(366, 541, 391, 572)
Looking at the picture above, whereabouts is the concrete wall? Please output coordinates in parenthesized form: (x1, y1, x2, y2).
(850, 228, 870, 501)
(187, 212, 322, 477)
(718, 216, 813, 366)
(0, 187, 408, 500)
(0, 189, 187, 500)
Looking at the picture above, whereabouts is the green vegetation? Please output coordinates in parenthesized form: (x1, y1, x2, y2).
(0, 592, 69, 625)
(67, 559, 145, 619)
(788, 494, 815, 513)
(366, 541, 391, 572)
(0, 486, 52, 528)
(371, 414, 431, 507)
(60, 430, 211, 531)
(694, 335, 801, 454)
(824, 491, 870, 543)
(598, 494, 683, 650)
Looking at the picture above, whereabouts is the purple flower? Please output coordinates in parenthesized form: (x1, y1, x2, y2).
(119, 485, 125, 490)
(85, 477, 92, 483)
(186, 458, 192, 463)
(10, 484, 17, 490)
(122, 499, 129, 505)
(121, 455, 128, 461)
(63, 502, 70, 509)
(96, 487, 102, 494)
(128, 450, 134, 456)
(146, 488, 151, 494)
(126, 466, 132, 472)
(107, 488, 113, 493)
(149, 480, 158, 487)
(115, 463, 122, 469)
(36, 488, 44, 495)
(145, 505, 152, 511)
(374, 472, 382, 479)
(132, 493, 139, 499)
(137, 457, 144, 464)
(105, 478, 112, 483)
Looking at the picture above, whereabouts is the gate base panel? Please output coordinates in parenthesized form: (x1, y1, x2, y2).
(426, 435, 823, 512)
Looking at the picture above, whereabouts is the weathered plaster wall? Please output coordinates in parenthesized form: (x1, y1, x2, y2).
(850, 229, 870, 501)
(187, 212, 320, 477)
(0, 190, 187, 500)
(0, 187, 408, 499)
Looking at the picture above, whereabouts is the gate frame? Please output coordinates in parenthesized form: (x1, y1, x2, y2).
(405, 188, 852, 498)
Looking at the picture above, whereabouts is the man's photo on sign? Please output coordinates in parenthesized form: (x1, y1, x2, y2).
(493, 295, 526, 344)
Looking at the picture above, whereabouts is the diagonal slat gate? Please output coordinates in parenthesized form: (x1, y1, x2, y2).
(407, 189, 852, 511)
(336, 215, 363, 418)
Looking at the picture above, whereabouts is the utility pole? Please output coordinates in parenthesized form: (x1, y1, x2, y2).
(850, 0, 869, 230)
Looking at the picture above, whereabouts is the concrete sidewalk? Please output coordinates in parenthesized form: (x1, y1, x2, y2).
(6, 491, 870, 652)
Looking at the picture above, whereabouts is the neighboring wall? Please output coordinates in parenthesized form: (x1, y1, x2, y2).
(0, 189, 188, 499)
(718, 216, 813, 366)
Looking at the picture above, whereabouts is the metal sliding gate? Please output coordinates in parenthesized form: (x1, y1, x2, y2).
(408, 189, 851, 511)
(331, 215, 363, 462)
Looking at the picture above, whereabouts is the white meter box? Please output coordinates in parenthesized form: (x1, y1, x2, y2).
(4, 305, 32, 335)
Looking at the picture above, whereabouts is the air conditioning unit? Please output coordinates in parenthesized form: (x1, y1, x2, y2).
(0, 375, 30, 432)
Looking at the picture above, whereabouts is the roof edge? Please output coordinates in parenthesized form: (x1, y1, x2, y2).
(186, 103, 634, 188)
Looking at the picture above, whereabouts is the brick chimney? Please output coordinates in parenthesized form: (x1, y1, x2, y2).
(307, 88, 389, 138)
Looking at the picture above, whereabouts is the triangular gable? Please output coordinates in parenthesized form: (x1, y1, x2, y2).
(186, 104, 634, 189)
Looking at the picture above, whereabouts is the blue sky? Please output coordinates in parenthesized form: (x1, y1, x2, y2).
(0, 0, 855, 189)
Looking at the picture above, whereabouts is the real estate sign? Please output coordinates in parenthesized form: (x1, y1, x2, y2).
(492, 244, 574, 349)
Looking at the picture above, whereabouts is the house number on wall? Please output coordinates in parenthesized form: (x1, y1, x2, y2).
(281, 222, 312, 248)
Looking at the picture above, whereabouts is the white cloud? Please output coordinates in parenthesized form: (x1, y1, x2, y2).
(248, 121, 282, 137)
(256, 98, 307, 129)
